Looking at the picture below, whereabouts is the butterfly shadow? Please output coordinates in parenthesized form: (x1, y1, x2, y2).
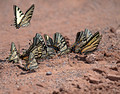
(0, 59, 6, 63)
(16, 65, 36, 75)
(74, 55, 89, 63)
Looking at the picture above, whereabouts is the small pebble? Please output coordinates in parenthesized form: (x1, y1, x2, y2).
(46, 72, 52, 75)
(110, 27, 116, 33)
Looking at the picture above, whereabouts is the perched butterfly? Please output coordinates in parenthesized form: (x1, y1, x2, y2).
(72, 29, 102, 54)
(24, 52, 38, 70)
(72, 29, 93, 52)
(20, 33, 43, 60)
(8, 42, 19, 63)
(79, 31, 102, 54)
(53, 32, 70, 55)
(43, 32, 70, 56)
(33, 33, 47, 59)
(44, 34, 57, 58)
(13, 4, 35, 29)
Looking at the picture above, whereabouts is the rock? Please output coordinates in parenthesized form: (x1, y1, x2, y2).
(107, 74, 120, 81)
(16, 85, 21, 90)
(46, 72, 52, 75)
(110, 27, 116, 33)
(88, 77, 101, 84)
(52, 91, 59, 94)
(104, 52, 112, 57)
(93, 68, 105, 74)
(116, 60, 120, 64)
(85, 54, 96, 64)
(116, 29, 120, 34)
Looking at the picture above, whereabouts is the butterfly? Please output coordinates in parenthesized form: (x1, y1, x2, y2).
(13, 4, 35, 29)
(44, 32, 70, 56)
(32, 33, 47, 59)
(24, 52, 38, 70)
(8, 42, 19, 63)
(72, 29, 102, 54)
(72, 29, 93, 52)
(79, 31, 102, 54)
(53, 32, 70, 55)
(20, 33, 43, 61)
(44, 34, 57, 58)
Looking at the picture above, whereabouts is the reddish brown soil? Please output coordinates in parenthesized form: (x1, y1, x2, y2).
(0, 0, 120, 94)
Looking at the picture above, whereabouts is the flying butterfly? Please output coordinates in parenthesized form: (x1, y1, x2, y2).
(73, 30, 102, 54)
(24, 52, 38, 70)
(13, 4, 35, 29)
(8, 42, 19, 63)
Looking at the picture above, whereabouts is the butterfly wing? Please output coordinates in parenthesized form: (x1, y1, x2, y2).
(25, 52, 38, 70)
(30, 42, 43, 59)
(80, 31, 102, 54)
(72, 29, 93, 53)
(75, 31, 84, 42)
(44, 34, 56, 57)
(13, 5, 24, 29)
(53, 32, 68, 55)
(8, 42, 19, 63)
(44, 34, 54, 46)
(20, 4, 35, 27)
(33, 33, 46, 48)
(72, 31, 84, 52)
(20, 33, 44, 60)
(84, 29, 92, 41)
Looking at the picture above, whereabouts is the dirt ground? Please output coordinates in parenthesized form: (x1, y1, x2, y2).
(0, 0, 120, 94)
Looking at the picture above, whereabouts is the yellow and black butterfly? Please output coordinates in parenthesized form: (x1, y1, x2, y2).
(8, 42, 19, 63)
(72, 29, 102, 54)
(79, 31, 102, 54)
(72, 29, 93, 53)
(44, 34, 57, 58)
(20, 33, 43, 60)
(44, 32, 70, 56)
(13, 4, 35, 29)
(24, 52, 38, 70)
(33, 33, 47, 59)
(53, 32, 70, 55)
